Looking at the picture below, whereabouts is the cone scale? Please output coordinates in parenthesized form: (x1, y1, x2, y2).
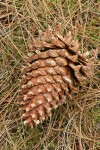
(19, 24, 91, 128)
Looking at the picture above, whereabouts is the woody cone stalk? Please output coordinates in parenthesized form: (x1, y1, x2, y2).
(19, 24, 91, 128)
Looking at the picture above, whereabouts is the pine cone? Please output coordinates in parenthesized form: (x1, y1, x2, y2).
(19, 24, 91, 128)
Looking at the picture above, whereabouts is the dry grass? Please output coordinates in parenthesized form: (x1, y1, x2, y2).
(0, 0, 100, 150)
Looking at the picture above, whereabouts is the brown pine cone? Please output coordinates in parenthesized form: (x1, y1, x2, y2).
(19, 24, 92, 128)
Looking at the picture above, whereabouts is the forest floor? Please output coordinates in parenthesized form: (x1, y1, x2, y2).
(0, 0, 100, 150)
